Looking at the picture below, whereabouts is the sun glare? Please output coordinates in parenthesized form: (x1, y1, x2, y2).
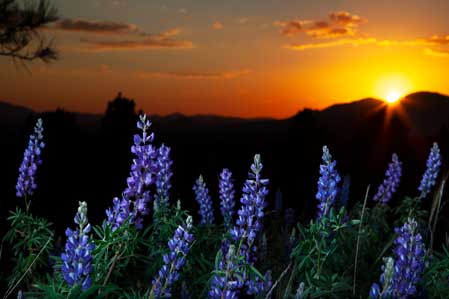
(385, 91, 402, 103)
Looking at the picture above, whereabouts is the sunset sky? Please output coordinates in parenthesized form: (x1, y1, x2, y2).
(1, 0, 449, 118)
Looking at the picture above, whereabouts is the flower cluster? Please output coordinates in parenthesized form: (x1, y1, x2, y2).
(106, 114, 158, 230)
(193, 175, 214, 225)
(219, 168, 235, 229)
(209, 154, 271, 298)
(316, 146, 341, 219)
(154, 144, 173, 211)
(390, 218, 427, 297)
(16, 118, 45, 200)
(61, 201, 95, 291)
(419, 142, 442, 199)
(373, 153, 402, 204)
(150, 216, 194, 298)
(369, 257, 394, 298)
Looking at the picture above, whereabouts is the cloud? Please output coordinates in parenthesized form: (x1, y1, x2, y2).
(212, 22, 224, 30)
(285, 38, 377, 50)
(424, 48, 449, 57)
(274, 11, 366, 38)
(51, 18, 138, 34)
(71, 26, 192, 51)
(81, 36, 193, 51)
(284, 37, 432, 51)
(328, 11, 366, 26)
(427, 35, 449, 45)
(137, 69, 251, 79)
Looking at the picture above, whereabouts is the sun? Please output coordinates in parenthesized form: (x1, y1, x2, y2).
(385, 91, 402, 103)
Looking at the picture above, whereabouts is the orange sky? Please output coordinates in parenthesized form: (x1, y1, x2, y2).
(1, 0, 449, 118)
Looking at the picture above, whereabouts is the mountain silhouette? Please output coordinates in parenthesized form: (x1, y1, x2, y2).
(1, 91, 449, 237)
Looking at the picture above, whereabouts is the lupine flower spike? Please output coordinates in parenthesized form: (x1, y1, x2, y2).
(209, 154, 271, 298)
(149, 216, 194, 298)
(418, 142, 441, 199)
(16, 118, 45, 211)
(390, 217, 427, 297)
(106, 114, 158, 230)
(154, 144, 173, 211)
(193, 175, 214, 225)
(219, 168, 235, 229)
(369, 257, 394, 298)
(373, 153, 402, 204)
(61, 201, 95, 291)
(316, 146, 341, 219)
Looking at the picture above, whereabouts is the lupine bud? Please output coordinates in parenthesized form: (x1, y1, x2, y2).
(155, 144, 173, 211)
(219, 168, 235, 229)
(193, 175, 214, 225)
(16, 118, 45, 199)
(369, 257, 394, 298)
(373, 154, 402, 204)
(316, 146, 341, 219)
(61, 201, 95, 291)
(419, 142, 442, 199)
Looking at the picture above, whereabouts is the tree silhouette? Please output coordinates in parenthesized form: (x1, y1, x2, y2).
(0, 0, 58, 62)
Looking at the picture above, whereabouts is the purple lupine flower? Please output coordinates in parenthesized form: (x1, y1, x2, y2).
(219, 168, 235, 229)
(106, 114, 158, 230)
(369, 257, 394, 299)
(61, 201, 95, 291)
(209, 154, 270, 298)
(316, 146, 341, 219)
(155, 144, 173, 211)
(391, 218, 426, 298)
(193, 175, 214, 225)
(418, 142, 442, 199)
(373, 154, 402, 204)
(150, 216, 194, 298)
(16, 118, 45, 201)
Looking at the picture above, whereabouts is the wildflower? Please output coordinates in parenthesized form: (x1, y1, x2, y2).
(369, 257, 394, 298)
(61, 202, 95, 291)
(418, 142, 441, 199)
(193, 175, 214, 225)
(210, 154, 270, 298)
(16, 118, 45, 203)
(150, 216, 194, 298)
(391, 218, 426, 297)
(106, 114, 157, 230)
(373, 154, 402, 204)
(219, 168, 235, 229)
(154, 144, 173, 211)
(316, 146, 341, 219)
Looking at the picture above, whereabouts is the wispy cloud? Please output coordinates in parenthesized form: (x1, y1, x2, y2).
(428, 35, 449, 45)
(284, 37, 433, 51)
(274, 11, 366, 39)
(137, 69, 251, 79)
(81, 36, 193, 51)
(50, 19, 138, 34)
